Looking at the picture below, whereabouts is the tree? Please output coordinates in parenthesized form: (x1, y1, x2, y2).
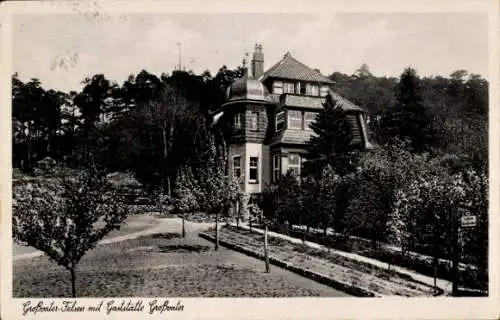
(345, 157, 392, 249)
(380, 68, 437, 152)
(173, 165, 200, 237)
(300, 175, 320, 233)
(195, 133, 240, 250)
(355, 63, 373, 78)
(12, 75, 66, 170)
(12, 169, 128, 297)
(316, 165, 340, 235)
(277, 171, 302, 227)
(308, 93, 358, 175)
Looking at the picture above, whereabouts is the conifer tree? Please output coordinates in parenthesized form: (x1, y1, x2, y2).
(380, 68, 437, 152)
(308, 93, 357, 175)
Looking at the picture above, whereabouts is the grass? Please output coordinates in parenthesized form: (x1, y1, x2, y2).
(14, 214, 161, 256)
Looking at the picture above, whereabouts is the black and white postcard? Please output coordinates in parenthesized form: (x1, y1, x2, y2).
(1, 0, 498, 319)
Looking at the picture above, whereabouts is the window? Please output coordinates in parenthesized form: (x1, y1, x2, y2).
(284, 82, 295, 94)
(288, 154, 301, 177)
(273, 155, 281, 182)
(320, 86, 329, 97)
(299, 82, 306, 95)
(249, 157, 259, 183)
(233, 113, 242, 129)
(250, 112, 259, 131)
(288, 110, 303, 129)
(273, 81, 283, 94)
(295, 82, 301, 95)
(304, 112, 316, 131)
(306, 84, 319, 96)
(232, 156, 241, 178)
(276, 111, 285, 131)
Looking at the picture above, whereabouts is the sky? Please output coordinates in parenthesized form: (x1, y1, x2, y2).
(13, 12, 489, 92)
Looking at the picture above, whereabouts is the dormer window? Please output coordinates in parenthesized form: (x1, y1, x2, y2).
(299, 82, 306, 95)
(233, 113, 242, 129)
(284, 82, 295, 94)
(273, 81, 283, 94)
(306, 84, 318, 96)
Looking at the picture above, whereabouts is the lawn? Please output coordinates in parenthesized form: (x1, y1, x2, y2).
(13, 213, 160, 256)
(13, 231, 348, 297)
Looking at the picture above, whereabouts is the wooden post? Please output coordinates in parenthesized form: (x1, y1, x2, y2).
(215, 211, 219, 251)
(264, 225, 270, 273)
(434, 262, 437, 292)
(452, 210, 460, 296)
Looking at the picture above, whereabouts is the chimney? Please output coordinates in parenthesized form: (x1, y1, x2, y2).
(251, 44, 264, 79)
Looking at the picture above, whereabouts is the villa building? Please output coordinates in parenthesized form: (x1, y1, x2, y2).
(213, 44, 371, 198)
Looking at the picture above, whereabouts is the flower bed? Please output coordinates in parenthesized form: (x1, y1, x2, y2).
(200, 226, 438, 297)
(282, 226, 487, 293)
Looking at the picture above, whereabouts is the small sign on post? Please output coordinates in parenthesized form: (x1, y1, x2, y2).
(460, 215, 477, 228)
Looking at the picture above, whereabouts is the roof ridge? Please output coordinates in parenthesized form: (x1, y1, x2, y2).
(286, 55, 325, 77)
(260, 55, 285, 80)
(261, 52, 333, 84)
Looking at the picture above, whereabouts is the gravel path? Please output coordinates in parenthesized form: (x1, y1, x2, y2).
(13, 217, 349, 297)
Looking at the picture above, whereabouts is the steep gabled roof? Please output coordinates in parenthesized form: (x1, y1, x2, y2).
(329, 92, 365, 112)
(260, 53, 334, 84)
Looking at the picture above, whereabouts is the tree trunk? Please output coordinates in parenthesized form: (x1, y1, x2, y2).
(182, 212, 186, 238)
(215, 211, 219, 251)
(46, 133, 51, 154)
(167, 176, 171, 198)
(264, 225, 270, 273)
(27, 136, 32, 169)
(70, 267, 76, 298)
(166, 125, 174, 197)
(236, 200, 240, 229)
(161, 125, 170, 196)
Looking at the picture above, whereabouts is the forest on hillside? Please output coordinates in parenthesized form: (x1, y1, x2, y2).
(12, 63, 488, 190)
